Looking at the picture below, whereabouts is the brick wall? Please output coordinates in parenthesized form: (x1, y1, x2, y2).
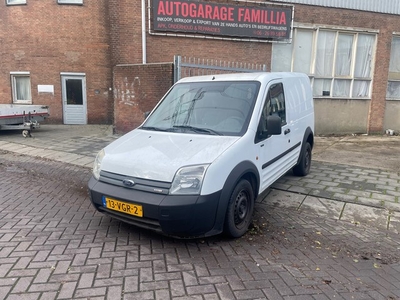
(106, 0, 272, 69)
(0, 0, 113, 124)
(108, 0, 143, 66)
(113, 63, 174, 133)
(1, 1, 398, 133)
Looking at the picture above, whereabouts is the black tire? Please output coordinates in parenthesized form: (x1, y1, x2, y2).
(293, 142, 312, 176)
(224, 179, 255, 238)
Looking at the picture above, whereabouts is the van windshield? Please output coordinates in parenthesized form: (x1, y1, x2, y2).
(141, 81, 260, 136)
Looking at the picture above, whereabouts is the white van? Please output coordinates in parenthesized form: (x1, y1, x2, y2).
(88, 72, 314, 238)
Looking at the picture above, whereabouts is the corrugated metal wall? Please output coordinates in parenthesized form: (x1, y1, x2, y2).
(271, 0, 400, 15)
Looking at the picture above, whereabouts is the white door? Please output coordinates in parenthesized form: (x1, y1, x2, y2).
(61, 74, 87, 124)
(256, 81, 298, 192)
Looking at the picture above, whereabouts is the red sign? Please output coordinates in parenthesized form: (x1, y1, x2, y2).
(152, 0, 292, 40)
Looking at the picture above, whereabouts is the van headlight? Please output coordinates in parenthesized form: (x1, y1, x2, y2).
(170, 164, 209, 195)
(93, 149, 105, 180)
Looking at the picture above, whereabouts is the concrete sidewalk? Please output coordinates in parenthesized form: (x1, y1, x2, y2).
(0, 124, 399, 233)
(313, 134, 400, 173)
(0, 124, 118, 169)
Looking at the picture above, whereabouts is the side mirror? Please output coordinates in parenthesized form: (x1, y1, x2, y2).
(144, 111, 151, 119)
(266, 115, 282, 135)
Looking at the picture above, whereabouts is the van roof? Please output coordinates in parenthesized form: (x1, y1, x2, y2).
(177, 72, 307, 83)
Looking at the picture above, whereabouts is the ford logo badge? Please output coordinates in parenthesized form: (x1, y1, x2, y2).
(122, 179, 135, 187)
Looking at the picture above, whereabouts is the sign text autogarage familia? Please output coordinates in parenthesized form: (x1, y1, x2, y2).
(152, 0, 293, 40)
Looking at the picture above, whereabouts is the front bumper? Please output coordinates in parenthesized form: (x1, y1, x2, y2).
(88, 176, 222, 237)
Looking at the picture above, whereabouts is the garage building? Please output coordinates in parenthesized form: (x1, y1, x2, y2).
(0, 0, 399, 134)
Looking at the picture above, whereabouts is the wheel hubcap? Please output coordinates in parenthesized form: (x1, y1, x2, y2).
(234, 191, 248, 225)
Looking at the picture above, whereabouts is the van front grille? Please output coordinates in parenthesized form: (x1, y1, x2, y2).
(99, 170, 171, 195)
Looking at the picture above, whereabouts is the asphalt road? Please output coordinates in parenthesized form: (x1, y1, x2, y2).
(313, 135, 400, 173)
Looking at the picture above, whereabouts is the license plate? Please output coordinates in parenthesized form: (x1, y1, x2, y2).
(103, 197, 143, 217)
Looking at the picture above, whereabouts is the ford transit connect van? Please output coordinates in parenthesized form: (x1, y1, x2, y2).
(88, 72, 314, 238)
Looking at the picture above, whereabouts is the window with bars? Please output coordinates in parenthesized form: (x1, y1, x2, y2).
(272, 27, 376, 99)
(387, 36, 400, 100)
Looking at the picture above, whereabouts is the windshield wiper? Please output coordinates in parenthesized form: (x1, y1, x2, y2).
(173, 125, 222, 136)
(140, 126, 172, 132)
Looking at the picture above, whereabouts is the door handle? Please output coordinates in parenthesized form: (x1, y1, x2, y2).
(284, 129, 291, 135)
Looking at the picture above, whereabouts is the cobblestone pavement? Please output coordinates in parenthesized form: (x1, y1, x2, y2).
(1, 152, 400, 300)
(270, 163, 400, 234)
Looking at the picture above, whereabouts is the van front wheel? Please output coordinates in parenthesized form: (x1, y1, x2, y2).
(224, 179, 254, 238)
(293, 142, 312, 176)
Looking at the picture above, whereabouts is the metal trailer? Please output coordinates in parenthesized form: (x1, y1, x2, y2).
(0, 104, 50, 137)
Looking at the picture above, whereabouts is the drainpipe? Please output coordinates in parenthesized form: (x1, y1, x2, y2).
(142, 0, 147, 64)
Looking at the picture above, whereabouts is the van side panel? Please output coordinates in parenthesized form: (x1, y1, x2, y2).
(283, 74, 315, 170)
(284, 74, 315, 136)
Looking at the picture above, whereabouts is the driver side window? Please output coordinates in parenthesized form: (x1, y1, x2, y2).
(265, 83, 286, 124)
(256, 83, 286, 142)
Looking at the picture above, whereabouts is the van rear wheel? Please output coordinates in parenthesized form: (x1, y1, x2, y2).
(293, 142, 312, 176)
(224, 179, 254, 238)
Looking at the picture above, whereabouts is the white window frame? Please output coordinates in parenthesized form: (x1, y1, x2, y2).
(6, 0, 26, 5)
(271, 25, 377, 99)
(386, 35, 400, 101)
(11, 72, 32, 104)
(57, 0, 83, 4)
